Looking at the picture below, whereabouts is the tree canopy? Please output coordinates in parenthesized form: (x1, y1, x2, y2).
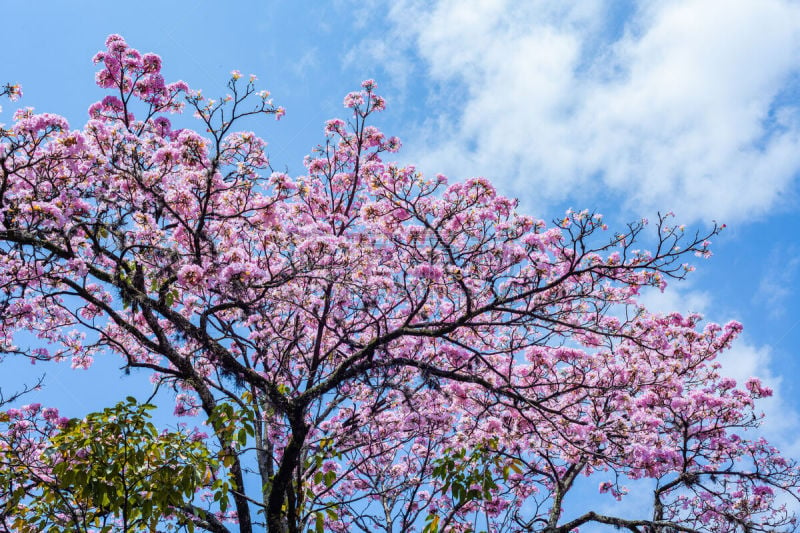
(1, 35, 798, 533)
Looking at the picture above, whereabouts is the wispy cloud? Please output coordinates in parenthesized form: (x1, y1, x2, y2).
(291, 48, 320, 79)
(360, 0, 800, 222)
(756, 245, 800, 318)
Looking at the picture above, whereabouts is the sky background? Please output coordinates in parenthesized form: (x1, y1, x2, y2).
(2, 0, 800, 528)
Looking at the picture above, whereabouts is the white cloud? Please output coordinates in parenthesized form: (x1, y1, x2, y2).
(365, 0, 800, 222)
(636, 284, 711, 316)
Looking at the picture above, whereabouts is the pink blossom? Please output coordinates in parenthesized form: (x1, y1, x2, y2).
(745, 377, 773, 398)
(343, 91, 364, 109)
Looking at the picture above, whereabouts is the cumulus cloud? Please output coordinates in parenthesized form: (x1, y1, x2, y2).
(364, 0, 800, 222)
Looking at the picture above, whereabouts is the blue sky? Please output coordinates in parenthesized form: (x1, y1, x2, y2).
(3, 0, 800, 526)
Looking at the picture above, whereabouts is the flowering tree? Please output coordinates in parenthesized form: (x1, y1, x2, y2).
(1, 35, 798, 533)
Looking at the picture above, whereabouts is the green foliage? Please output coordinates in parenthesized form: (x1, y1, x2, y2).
(6, 398, 218, 532)
(424, 439, 523, 533)
(207, 400, 256, 452)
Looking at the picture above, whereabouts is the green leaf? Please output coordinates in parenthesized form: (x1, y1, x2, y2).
(37, 399, 216, 531)
(423, 514, 440, 533)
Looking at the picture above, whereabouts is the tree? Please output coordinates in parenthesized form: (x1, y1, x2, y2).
(0, 34, 798, 532)
(1, 398, 219, 532)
